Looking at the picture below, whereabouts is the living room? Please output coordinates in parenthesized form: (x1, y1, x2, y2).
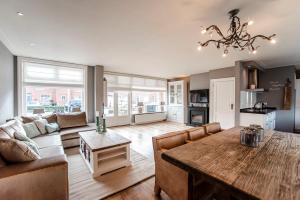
(0, 1, 300, 200)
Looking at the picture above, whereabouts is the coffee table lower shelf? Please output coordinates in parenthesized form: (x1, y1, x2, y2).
(79, 139, 131, 177)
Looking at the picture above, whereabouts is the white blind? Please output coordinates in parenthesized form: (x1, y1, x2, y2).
(23, 62, 84, 86)
(104, 73, 167, 91)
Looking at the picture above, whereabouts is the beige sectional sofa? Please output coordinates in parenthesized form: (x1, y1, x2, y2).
(0, 112, 96, 200)
(59, 123, 96, 148)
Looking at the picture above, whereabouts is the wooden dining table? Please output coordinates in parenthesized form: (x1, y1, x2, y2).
(161, 127, 300, 200)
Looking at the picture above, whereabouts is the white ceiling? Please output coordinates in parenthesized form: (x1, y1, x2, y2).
(0, 0, 299, 78)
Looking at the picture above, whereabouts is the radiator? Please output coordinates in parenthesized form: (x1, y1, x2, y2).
(134, 112, 167, 124)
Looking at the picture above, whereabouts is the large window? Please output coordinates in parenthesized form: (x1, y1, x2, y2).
(19, 58, 86, 114)
(132, 91, 166, 114)
(104, 73, 167, 117)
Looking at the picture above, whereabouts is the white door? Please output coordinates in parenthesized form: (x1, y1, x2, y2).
(210, 77, 235, 129)
(105, 91, 131, 127)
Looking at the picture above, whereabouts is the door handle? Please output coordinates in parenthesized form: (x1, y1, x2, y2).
(231, 104, 234, 110)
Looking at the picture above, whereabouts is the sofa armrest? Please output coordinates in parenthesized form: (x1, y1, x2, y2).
(0, 155, 68, 200)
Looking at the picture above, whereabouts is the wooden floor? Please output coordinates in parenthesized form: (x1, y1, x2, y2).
(103, 121, 190, 200)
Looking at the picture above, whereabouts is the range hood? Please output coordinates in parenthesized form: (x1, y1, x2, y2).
(244, 66, 267, 92)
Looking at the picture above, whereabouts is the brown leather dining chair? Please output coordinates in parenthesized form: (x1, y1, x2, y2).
(186, 126, 208, 142)
(203, 122, 223, 134)
(152, 130, 189, 200)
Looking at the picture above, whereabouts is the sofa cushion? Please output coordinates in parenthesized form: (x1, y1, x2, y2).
(23, 122, 41, 138)
(21, 115, 41, 124)
(42, 113, 57, 123)
(0, 155, 6, 168)
(57, 112, 87, 129)
(46, 123, 60, 133)
(59, 123, 96, 140)
(39, 146, 64, 158)
(187, 127, 207, 141)
(34, 119, 48, 134)
(32, 135, 62, 149)
(0, 138, 40, 163)
(0, 130, 10, 139)
(0, 120, 26, 138)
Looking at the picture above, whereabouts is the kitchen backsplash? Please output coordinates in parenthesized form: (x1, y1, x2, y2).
(240, 91, 257, 109)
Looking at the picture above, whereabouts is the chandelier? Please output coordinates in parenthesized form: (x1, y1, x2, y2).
(197, 9, 276, 57)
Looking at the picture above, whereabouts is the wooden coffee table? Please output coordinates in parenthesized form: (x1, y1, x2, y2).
(79, 130, 131, 177)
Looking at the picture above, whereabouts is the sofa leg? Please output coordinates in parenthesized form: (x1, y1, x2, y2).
(154, 183, 161, 196)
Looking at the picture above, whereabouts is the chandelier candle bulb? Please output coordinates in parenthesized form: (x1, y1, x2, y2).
(270, 39, 276, 44)
(201, 29, 207, 34)
(248, 20, 254, 26)
(197, 45, 202, 51)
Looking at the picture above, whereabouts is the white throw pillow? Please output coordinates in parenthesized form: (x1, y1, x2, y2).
(23, 122, 41, 138)
(34, 119, 48, 134)
(14, 131, 40, 155)
(0, 120, 26, 138)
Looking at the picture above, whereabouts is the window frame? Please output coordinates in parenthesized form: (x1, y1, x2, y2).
(17, 57, 88, 115)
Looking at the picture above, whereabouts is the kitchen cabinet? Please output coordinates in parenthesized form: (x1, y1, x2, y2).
(240, 111, 276, 130)
(167, 80, 187, 123)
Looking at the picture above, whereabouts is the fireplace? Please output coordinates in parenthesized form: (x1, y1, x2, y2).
(188, 106, 208, 126)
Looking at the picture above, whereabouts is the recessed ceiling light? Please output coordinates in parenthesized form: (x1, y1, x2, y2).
(29, 43, 36, 47)
(17, 12, 24, 16)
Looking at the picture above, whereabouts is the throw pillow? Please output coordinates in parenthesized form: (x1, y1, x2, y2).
(0, 138, 40, 163)
(21, 115, 41, 124)
(57, 112, 87, 129)
(14, 131, 40, 155)
(34, 119, 48, 134)
(42, 113, 57, 124)
(0, 155, 6, 168)
(45, 123, 60, 133)
(0, 120, 26, 138)
(22, 122, 41, 138)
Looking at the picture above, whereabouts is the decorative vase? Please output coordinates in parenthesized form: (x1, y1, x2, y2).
(96, 116, 102, 133)
(102, 118, 107, 132)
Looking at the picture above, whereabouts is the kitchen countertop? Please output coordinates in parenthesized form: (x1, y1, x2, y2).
(240, 107, 276, 114)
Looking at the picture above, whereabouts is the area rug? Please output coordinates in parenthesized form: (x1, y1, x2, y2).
(66, 148, 155, 200)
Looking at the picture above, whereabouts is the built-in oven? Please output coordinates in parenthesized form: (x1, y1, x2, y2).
(190, 89, 209, 103)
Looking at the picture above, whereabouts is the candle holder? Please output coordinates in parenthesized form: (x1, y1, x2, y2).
(240, 125, 264, 147)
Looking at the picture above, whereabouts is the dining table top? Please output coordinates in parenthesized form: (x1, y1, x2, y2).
(162, 127, 300, 200)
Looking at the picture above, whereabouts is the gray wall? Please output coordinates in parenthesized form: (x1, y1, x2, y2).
(190, 67, 235, 90)
(190, 72, 209, 90)
(209, 66, 235, 79)
(94, 65, 104, 117)
(87, 66, 95, 122)
(0, 41, 14, 123)
(257, 66, 296, 132)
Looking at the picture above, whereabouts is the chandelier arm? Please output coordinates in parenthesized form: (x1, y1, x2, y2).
(238, 23, 248, 37)
(249, 34, 276, 43)
(199, 39, 227, 48)
(206, 25, 227, 40)
(234, 16, 241, 31)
